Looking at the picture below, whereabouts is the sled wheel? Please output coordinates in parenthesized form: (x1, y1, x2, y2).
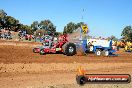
(102, 50, 109, 56)
(95, 49, 102, 56)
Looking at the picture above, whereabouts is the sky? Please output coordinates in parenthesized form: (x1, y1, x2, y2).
(0, 0, 132, 38)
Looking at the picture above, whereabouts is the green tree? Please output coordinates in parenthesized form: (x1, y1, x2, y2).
(20, 24, 33, 34)
(31, 21, 39, 31)
(0, 9, 7, 20)
(39, 19, 56, 35)
(107, 35, 118, 41)
(35, 29, 45, 37)
(0, 9, 20, 31)
(63, 22, 76, 34)
(63, 22, 88, 34)
(54, 32, 62, 37)
(76, 22, 85, 28)
(5, 16, 19, 30)
(0, 9, 7, 28)
(14, 23, 22, 32)
(121, 26, 132, 42)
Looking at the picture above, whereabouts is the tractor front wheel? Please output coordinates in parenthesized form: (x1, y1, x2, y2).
(40, 49, 45, 55)
(33, 48, 36, 53)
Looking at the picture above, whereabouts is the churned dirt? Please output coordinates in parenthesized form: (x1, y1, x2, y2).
(0, 40, 132, 88)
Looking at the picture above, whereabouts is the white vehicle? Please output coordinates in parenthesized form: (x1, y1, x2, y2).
(87, 39, 116, 56)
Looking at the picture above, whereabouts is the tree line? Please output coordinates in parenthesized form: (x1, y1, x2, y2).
(0, 9, 132, 41)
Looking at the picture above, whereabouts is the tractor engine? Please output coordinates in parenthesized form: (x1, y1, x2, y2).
(42, 35, 53, 48)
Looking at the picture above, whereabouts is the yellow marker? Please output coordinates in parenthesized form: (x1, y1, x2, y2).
(81, 25, 88, 34)
(78, 66, 85, 75)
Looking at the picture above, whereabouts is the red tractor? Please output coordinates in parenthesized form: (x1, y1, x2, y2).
(39, 34, 77, 56)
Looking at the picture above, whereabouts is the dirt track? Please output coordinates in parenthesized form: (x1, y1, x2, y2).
(0, 40, 132, 88)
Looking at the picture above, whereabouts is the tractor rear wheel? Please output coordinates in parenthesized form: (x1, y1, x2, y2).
(63, 43, 76, 56)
